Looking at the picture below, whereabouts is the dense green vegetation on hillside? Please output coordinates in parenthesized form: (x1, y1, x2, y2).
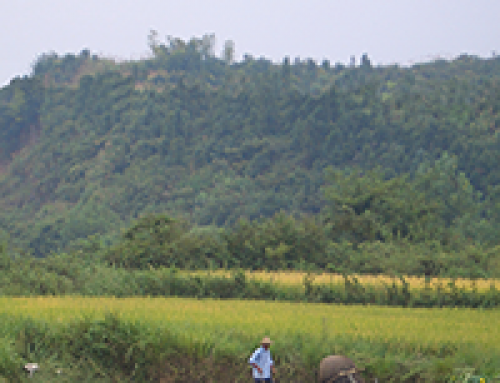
(1, 34, 500, 277)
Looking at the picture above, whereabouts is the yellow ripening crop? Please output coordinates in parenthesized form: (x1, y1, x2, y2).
(185, 270, 500, 292)
(0, 296, 498, 354)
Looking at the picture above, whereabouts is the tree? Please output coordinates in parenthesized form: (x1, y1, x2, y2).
(323, 167, 444, 244)
(361, 53, 371, 69)
(200, 33, 216, 59)
(104, 214, 189, 269)
(282, 56, 291, 86)
(222, 40, 235, 65)
(147, 29, 160, 56)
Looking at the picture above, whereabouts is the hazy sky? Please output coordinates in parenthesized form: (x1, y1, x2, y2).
(2, 0, 499, 86)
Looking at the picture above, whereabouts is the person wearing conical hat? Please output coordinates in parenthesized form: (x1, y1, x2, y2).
(249, 337, 276, 382)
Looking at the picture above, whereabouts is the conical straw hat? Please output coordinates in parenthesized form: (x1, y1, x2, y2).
(261, 337, 272, 344)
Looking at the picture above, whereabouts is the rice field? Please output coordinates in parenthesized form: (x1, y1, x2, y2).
(185, 269, 500, 291)
(0, 296, 498, 354)
(1, 296, 499, 381)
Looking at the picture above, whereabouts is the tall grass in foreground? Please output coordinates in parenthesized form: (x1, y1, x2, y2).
(0, 297, 499, 382)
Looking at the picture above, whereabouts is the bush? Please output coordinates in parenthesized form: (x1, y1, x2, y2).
(0, 337, 22, 382)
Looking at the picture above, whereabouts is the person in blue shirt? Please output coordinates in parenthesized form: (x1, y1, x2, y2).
(249, 337, 276, 382)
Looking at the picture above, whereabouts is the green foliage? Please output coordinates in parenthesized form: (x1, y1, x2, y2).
(0, 311, 496, 382)
(0, 243, 11, 271)
(2, 40, 500, 381)
(0, 337, 22, 382)
(1, 245, 500, 308)
(104, 214, 189, 269)
(1, 36, 500, 281)
(0, 76, 43, 163)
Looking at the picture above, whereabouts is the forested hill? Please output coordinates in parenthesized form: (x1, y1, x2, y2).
(1, 34, 500, 259)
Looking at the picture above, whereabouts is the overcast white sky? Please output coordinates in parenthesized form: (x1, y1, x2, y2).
(2, 0, 499, 86)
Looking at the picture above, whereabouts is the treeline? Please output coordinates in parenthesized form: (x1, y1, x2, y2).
(1, 34, 500, 264)
(2, 241, 500, 309)
(1, 157, 500, 306)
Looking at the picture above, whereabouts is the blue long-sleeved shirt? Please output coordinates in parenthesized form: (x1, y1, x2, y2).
(249, 346, 274, 379)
